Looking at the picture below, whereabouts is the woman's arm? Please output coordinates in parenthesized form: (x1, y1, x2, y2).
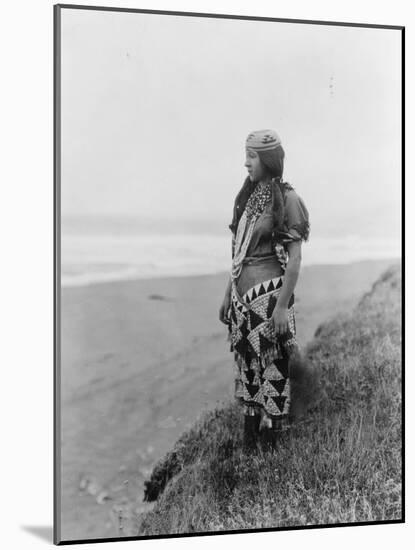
(224, 275, 232, 298)
(271, 240, 302, 335)
(219, 229, 235, 325)
(219, 275, 232, 325)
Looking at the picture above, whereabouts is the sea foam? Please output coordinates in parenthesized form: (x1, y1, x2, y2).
(61, 229, 400, 288)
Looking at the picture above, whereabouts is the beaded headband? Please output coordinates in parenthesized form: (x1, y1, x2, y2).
(246, 129, 282, 152)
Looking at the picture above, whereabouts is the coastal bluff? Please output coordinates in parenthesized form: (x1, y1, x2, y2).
(135, 263, 402, 535)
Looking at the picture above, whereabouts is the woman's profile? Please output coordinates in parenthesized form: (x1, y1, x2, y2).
(219, 128, 310, 451)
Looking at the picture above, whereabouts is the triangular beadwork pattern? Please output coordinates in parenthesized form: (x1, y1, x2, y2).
(262, 379, 280, 397)
(271, 395, 288, 413)
(248, 309, 264, 330)
(274, 356, 289, 379)
(267, 279, 276, 292)
(257, 283, 266, 297)
(269, 378, 287, 395)
(231, 277, 295, 421)
(262, 363, 283, 381)
(266, 294, 278, 318)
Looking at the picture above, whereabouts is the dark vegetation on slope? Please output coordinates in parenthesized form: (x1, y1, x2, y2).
(135, 264, 402, 535)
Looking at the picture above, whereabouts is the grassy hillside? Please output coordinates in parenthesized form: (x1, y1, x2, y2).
(134, 263, 402, 535)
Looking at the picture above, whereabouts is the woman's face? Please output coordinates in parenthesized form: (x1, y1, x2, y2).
(244, 148, 266, 183)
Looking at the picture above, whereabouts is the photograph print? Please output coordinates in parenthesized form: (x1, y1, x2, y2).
(54, 4, 403, 544)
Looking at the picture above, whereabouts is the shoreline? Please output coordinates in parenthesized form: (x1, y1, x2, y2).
(61, 257, 400, 292)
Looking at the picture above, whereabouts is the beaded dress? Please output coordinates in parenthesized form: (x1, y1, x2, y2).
(227, 179, 309, 428)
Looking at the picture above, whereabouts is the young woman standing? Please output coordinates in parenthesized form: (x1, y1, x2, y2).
(219, 129, 310, 451)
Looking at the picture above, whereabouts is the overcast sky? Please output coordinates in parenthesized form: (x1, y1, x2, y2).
(61, 8, 401, 239)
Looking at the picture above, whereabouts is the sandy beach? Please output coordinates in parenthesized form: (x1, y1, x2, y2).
(59, 259, 396, 541)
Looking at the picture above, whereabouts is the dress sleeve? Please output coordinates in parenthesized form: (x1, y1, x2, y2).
(280, 189, 310, 243)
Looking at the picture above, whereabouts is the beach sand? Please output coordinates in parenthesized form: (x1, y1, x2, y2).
(59, 259, 396, 541)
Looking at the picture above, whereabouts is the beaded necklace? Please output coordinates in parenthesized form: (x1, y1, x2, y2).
(231, 181, 272, 280)
(244, 182, 272, 220)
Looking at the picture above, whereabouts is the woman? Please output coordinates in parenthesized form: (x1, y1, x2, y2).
(219, 129, 309, 451)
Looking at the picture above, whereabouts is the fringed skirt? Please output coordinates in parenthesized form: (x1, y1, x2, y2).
(227, 276, 297, 430)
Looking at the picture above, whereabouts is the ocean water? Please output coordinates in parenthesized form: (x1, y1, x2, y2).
(61, 218, 400, 288)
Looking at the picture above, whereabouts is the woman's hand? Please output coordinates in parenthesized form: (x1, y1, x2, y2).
(270, 306, 289, 336)
(219, 293, 231, 325)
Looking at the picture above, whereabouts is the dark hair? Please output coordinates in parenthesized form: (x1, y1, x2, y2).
(258, 145, 285, 180)
(229, 145, 287, 240)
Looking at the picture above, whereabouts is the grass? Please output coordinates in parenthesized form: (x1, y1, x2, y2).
(134, 263, 402, 535)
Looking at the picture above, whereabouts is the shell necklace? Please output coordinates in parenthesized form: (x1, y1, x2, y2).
(231, 181, 272, 280)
